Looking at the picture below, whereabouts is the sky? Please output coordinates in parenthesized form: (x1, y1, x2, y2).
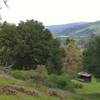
(1, 0, 100, 25)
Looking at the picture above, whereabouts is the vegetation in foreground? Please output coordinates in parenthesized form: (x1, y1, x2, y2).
(0, 70, 100, 100)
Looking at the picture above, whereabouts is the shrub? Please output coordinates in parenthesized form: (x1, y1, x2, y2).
(34, 65, 48, 79)
(10, 65, 48, 80)
(44, 73, 71, 89)
(73, 82, 83, 88)
(71, 80, 83, 88)
(10, 70, 36, 80)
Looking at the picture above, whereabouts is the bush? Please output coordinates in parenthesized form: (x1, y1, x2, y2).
(10, 70, 36, 80)
(10, 65, 48, 80)
(73, 82, 83, 88)
(71, 80, 83, 88)
(10, 69, 76, 91)
(44, 74, 71, 89)
(34, 65, 48, 79)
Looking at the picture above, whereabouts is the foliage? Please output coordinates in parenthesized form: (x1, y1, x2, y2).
(10, 65, 48, 80)
(14, 20, 52, 69)
(65, 37, 75, 45)
(83, 34, 100, 78)
(44, 74, 72, 89)
(64, 42, 83, 75)
(10, 70, 36, 80)
(34, 65, 48, 80)
(71, 80, 83, 89)
(10, 70, 71, 89)
(0, 22, 18, 66)
(46, 39, 65, 74)
(0, 20, 64, 74)
(10, 70, 75, 91)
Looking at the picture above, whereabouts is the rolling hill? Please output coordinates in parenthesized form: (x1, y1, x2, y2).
(47, 21, 100, 36)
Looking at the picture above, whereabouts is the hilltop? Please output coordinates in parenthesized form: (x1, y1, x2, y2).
(47, 21, 100, 36)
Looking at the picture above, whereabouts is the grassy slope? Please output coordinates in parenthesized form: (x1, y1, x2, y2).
(0, 73, 100, 100)
(75, 21, 100, 35)
(74, 78, 100, 100)
(0, 74, 61, 100)
(0, 74, 72, 100)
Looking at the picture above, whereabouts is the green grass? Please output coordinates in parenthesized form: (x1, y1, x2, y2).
(0, 74, 65, 100)
(0, 71, 100, 100)
(72, 77, 100, 100)
(0, 93, 59, 100)
(0, 74, 33, 88)
(76, 77, 100, 93)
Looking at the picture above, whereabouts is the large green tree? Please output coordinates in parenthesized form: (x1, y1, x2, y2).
(83, 34, 100, 78)
(16, 20, 53, 69)
(0, 20, 64, 74)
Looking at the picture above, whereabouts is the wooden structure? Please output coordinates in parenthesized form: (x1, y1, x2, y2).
(77, 72, 92, 82)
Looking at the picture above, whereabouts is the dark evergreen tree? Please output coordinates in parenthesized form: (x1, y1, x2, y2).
(83, 34, 100, 78)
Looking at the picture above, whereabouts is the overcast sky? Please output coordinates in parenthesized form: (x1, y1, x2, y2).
(1, 0, 100, 25)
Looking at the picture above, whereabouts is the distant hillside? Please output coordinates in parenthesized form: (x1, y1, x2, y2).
(47, 22, 88, 36)
(47, 21, 100, 36)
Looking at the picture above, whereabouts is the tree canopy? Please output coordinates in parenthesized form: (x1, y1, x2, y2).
(0, 20, 64, 74)
(83, 34, 100, 78)
(64, 41, 83, 75)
